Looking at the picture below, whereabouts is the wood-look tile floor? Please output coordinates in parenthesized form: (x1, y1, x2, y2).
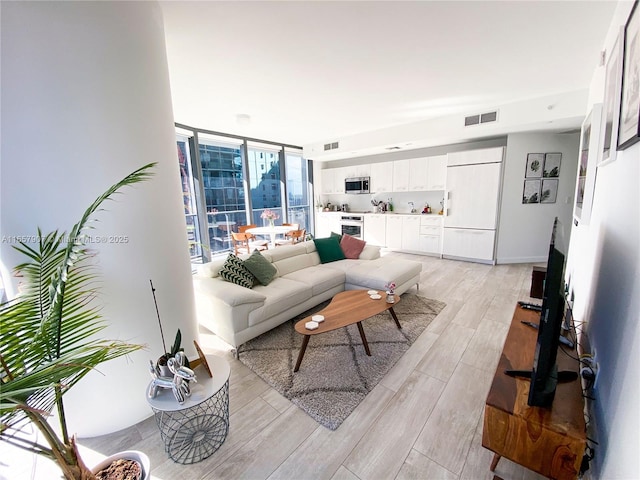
(3, 253, 548, 480)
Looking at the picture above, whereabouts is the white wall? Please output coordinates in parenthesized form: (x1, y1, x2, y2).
(496, 132, 580, 263)
(565, 1, 640, 477)
(0, 2, 198, 437)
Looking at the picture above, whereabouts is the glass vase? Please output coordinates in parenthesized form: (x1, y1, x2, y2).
(386, 291, 395, 303)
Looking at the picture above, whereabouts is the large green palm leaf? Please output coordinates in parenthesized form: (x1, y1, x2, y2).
(0, 163, 154, 475)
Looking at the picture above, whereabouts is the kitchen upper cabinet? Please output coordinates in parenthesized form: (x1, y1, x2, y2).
(344, 164, 371, 179)
(370, 162, 394, 194)
(392, 160, 410, 192)
(401, 215, 421, 251)
(426, 155, 447, 190)
(320, 169, 335, 194)
(385, 215, 403, 249)
(408, 158, 429, 191)
(447, 147, 504, 166)
(321, 167, 346, 194)
(363, 214, 386, 246)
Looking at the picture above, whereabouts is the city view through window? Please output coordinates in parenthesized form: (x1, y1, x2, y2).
(176, 126, 312, 264)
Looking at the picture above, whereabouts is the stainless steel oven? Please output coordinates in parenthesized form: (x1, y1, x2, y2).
(340, 215, 364, 238)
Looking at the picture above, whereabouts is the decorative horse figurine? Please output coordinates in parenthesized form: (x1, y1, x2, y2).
(148, 351, 197, 404)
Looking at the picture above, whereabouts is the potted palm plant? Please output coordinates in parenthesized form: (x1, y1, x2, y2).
(0, 163, 155, 479)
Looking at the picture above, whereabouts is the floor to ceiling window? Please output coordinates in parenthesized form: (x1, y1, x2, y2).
(285, 151, 312, 233)
(199, 138, 247, 256)
(176, 124, 311, 264)
(247, 147, 283, 226)
(177, 135, 202, 261)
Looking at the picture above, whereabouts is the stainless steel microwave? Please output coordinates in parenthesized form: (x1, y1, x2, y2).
(345, 177, 370, 194)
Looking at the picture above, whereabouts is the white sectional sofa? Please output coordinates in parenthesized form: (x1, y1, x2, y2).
(193, 240, 421, 349)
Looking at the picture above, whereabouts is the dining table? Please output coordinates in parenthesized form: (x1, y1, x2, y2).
(246, 225, 297, 248)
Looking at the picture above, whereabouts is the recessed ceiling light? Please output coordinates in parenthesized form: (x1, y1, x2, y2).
(236, 114, 251, 125)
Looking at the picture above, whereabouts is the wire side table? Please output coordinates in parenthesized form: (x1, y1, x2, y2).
(146, 355, 230, 464)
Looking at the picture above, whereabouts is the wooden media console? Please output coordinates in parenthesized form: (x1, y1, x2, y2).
(482, 304, 586, 480)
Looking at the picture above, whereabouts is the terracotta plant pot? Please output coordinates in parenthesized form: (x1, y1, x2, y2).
(92, 450, 150, 480)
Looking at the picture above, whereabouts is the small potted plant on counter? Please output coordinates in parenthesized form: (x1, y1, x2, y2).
(0, 163, 154, 479)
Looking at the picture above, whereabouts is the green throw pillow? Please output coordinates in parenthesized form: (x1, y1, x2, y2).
(330, 231, 343, 242)
(219, 253, 255, 289)
(314, 236, 346, 264)
(243, 249, 277, 286)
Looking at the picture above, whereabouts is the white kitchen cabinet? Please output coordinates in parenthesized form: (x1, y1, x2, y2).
(385, 215, 403, 249)
(320, 169, 334, 194)
(344, 164, 371, 179)
(419, 215, 443, 255)
(392, 160, 410, 192)
(363, 214, 386, 246)
(443, 148, 502, 263)
(447, 147, 504, 166)
(332, 167, 345, 194)
(426, 155, 447, 190)
(315, 212, 341, 238)
(409, 158, 429, 191)
(401, 215, 421, 251)
(445, 162, 501, 230)
(442, 228, 496, 261)
(370, 162, 394, 193)
(321, 168, 346, 194)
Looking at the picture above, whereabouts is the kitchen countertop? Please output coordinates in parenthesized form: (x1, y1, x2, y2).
(319, 210, 443, 216)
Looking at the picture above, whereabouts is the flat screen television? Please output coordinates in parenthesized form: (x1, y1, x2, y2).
(528, 217, 568, 407)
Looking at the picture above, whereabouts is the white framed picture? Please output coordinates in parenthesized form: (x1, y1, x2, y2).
(574, 104, 603, 225)
(525, 153, 544, 178)
(523, 179, 541, 204)
(541, 179, 558, 204)
(600, 27, 625, 166)
(543, 153, 562, 177)
(618, 0, 640, 150)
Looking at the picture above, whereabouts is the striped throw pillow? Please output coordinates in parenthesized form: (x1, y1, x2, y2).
(219, 253, 255, 289)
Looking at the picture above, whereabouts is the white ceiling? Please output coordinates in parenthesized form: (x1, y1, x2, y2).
(160, 1, 616, 150)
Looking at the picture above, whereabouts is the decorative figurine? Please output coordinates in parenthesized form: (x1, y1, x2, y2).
(148, 351, 197, 404)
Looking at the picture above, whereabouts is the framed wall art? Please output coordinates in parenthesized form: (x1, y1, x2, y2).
(525, 153, 544, 178)
(543, 153, 562, 177)
(618, 0, 640, 150)
(541, 179, 558, 204)
(523, 179, 541, 204)
(600, 27, 625, 165)
(574, 104, 603, 225)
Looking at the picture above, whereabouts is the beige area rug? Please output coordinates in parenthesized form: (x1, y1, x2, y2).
(237, 293, 446, 430)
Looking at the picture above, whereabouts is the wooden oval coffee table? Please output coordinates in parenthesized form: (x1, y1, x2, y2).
(293, 290, 402, 372)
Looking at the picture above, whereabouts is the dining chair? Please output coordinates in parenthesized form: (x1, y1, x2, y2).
(275, 229, 306, 246)
(231, 232, 268, 255)
(238, 224, 269, 249)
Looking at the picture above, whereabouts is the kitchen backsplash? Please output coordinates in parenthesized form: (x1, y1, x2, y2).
(320, 191, 445, 214)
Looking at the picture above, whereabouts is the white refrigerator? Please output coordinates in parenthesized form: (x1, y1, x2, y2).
(443, 148, 504, 262)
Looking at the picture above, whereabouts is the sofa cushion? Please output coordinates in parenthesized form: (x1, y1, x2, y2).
(219, 253, 255, 289)
(283, 265, 346, 296)
(340, 234, 367, 259)
(344, 257, 422, 291)
(314, 236, 346, 264)
(244, 249, 277, 286)
(248, 278, 312, 326)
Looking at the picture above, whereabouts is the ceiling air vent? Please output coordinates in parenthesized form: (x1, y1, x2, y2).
(324, 141, 340, 151)
(481, 111, 498, 123)
(464, 114, 480, 126)
(386, 146, 402, 150)
(465, 110, 498, 127)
